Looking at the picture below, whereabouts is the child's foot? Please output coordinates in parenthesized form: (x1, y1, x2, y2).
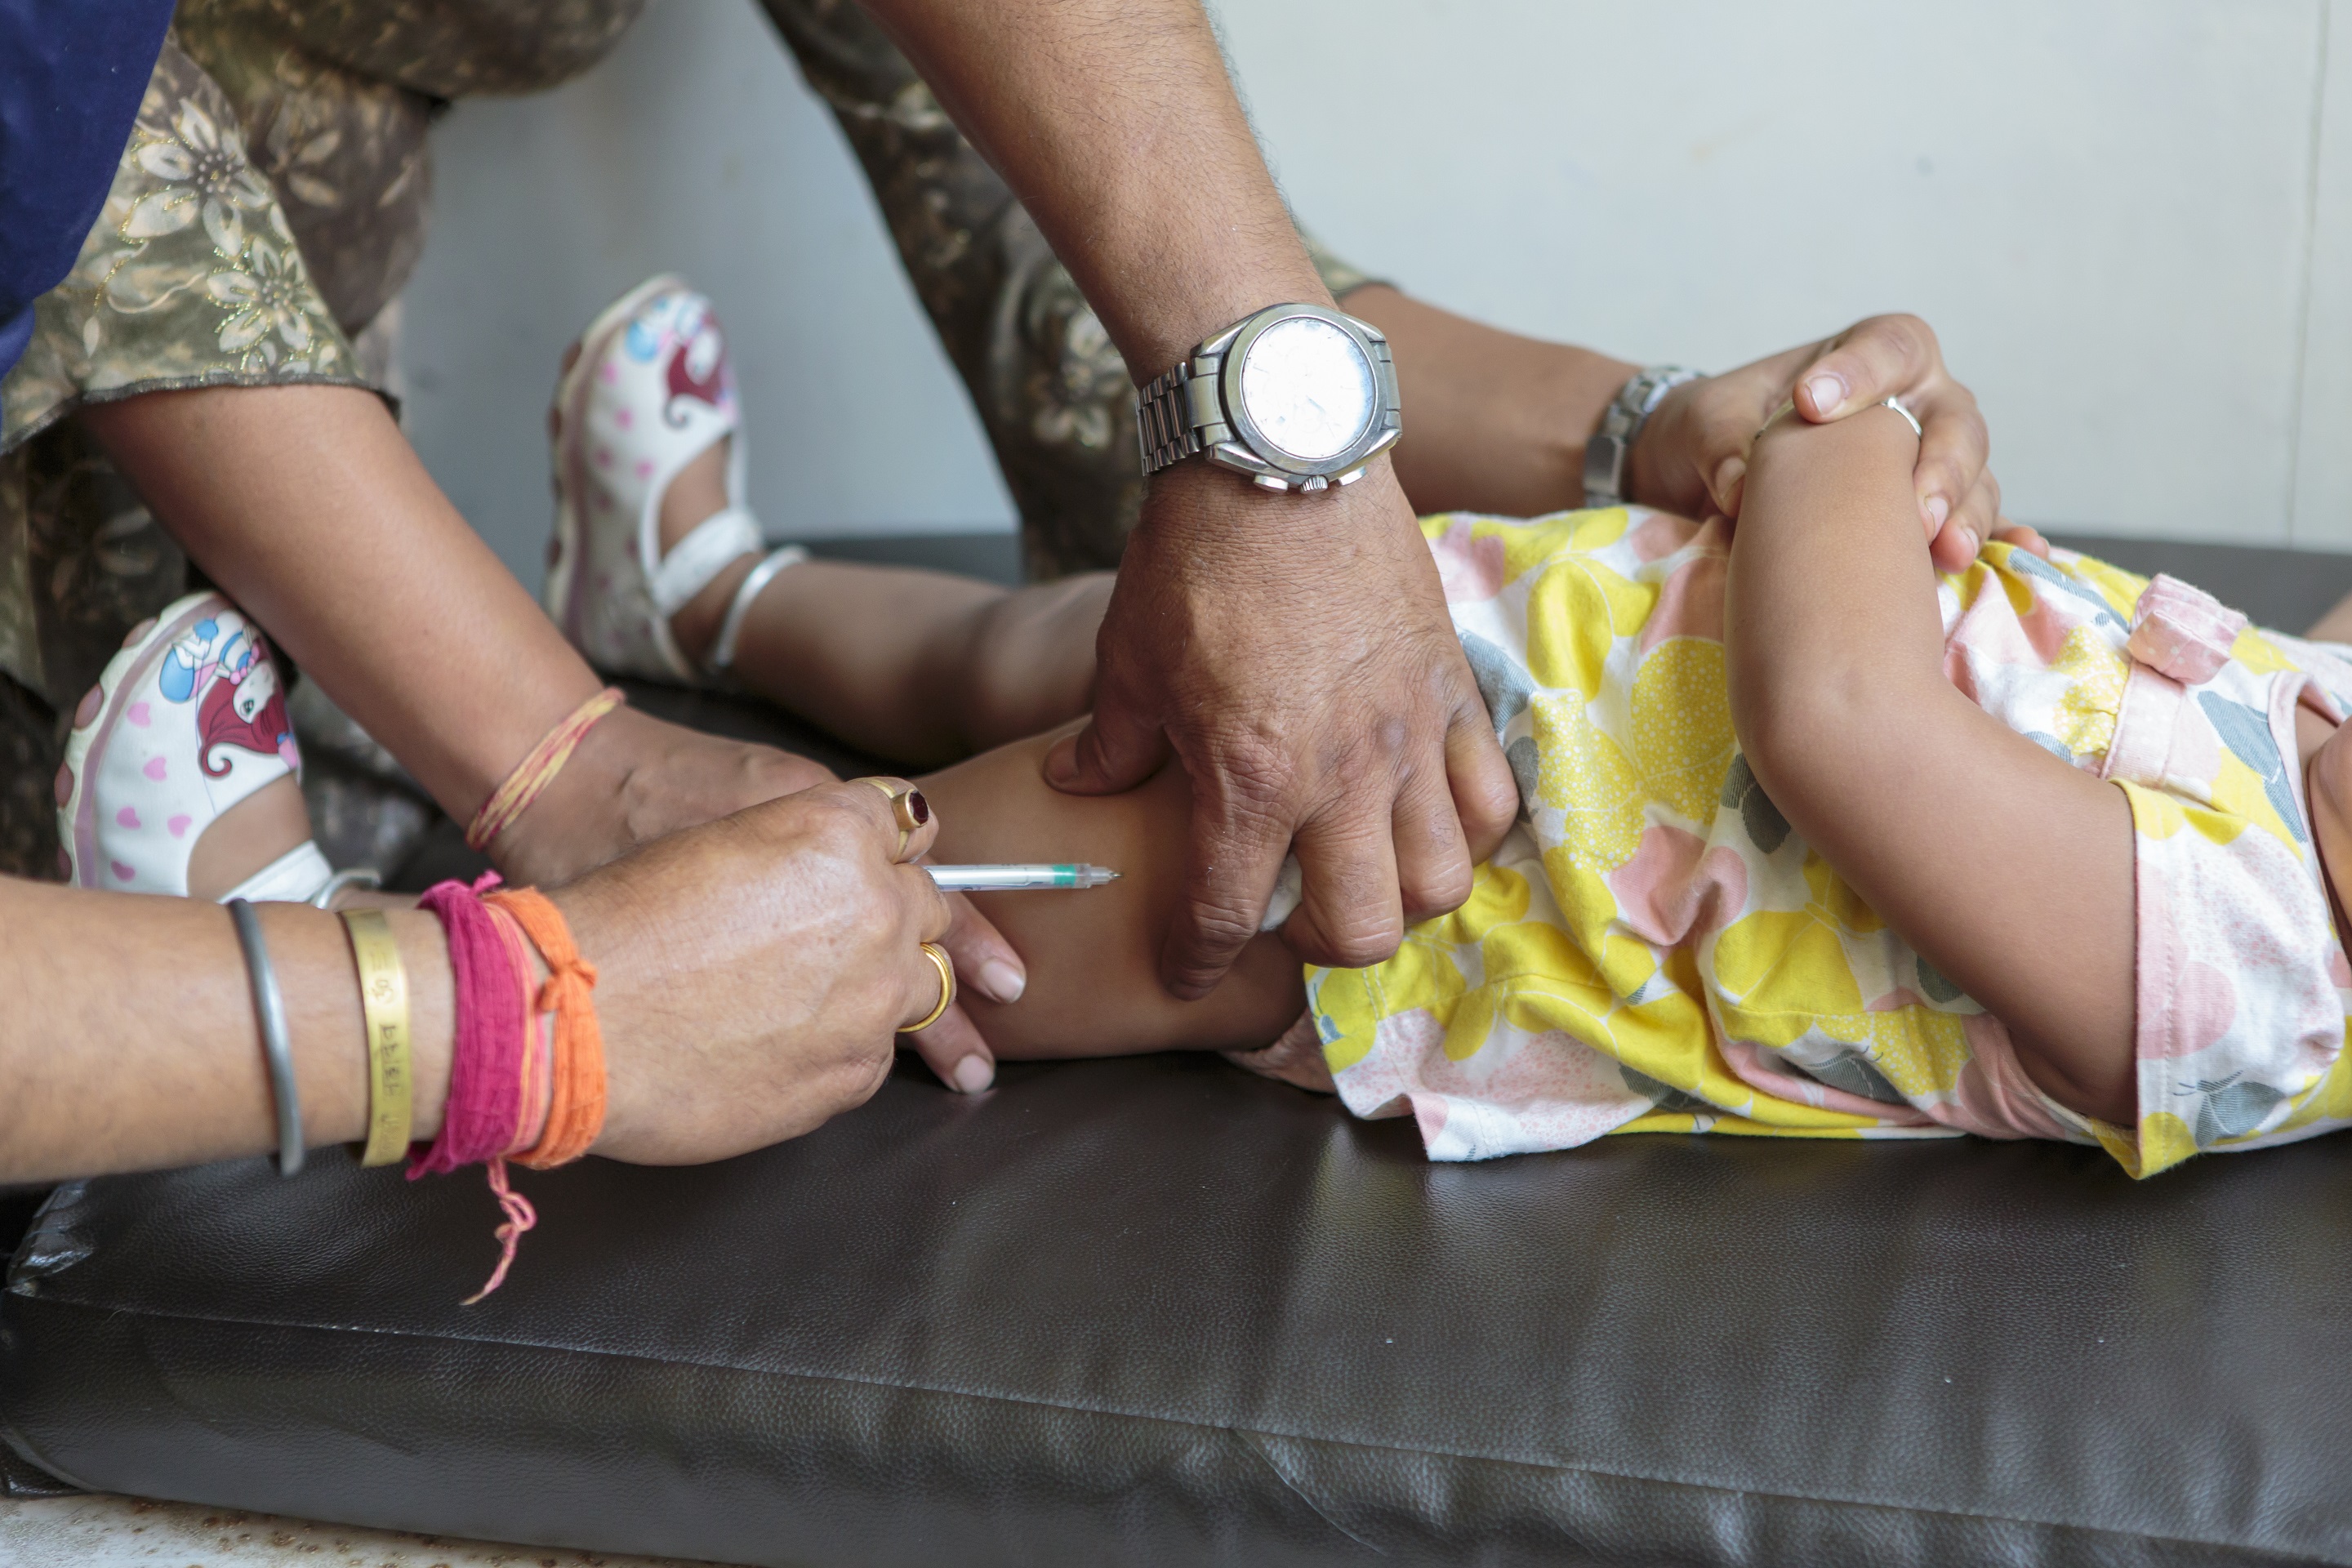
(56, 593, 365, 905)
(543, 276, 804, 684)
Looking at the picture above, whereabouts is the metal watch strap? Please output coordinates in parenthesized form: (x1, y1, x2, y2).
(1136, 305, 1401, 491)
(1582, 364, 1700, 510)
(1137, 361, 1218, 479)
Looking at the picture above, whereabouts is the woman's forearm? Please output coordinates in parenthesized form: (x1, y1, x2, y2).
(1342, 285, 1636, 517)
(0, 877, 453, 1183)
(78, 385, 604, 825)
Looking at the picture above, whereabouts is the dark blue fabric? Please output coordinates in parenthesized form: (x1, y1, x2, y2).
(0, 1, 177, 386)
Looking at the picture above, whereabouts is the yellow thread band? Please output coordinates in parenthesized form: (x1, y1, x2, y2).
(342, 907, 414, 1167)
(466, 688, 626, 853)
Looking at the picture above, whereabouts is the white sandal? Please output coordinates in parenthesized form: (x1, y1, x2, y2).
(543, 274, 804, 685)
(56, 591, 363, 906)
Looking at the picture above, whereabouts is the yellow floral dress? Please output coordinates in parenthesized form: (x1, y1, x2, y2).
(1307, 509, 2352, 1174)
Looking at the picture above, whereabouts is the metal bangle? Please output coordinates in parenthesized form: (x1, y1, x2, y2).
(227, 898, 305, 1177)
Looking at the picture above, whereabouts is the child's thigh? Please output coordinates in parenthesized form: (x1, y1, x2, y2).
(919, 731, 1306, 1059)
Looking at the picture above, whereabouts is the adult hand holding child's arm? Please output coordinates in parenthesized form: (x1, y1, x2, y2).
(1633, 314, 1999, 570)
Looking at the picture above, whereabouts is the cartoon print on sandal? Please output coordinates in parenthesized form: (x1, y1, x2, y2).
(56, 591, 328, 902)
(154, 611, 298, 777)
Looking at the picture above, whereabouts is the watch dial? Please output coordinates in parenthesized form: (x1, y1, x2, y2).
(1238, 316, 1376, 462)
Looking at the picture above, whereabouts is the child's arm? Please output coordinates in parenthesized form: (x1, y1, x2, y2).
(1727, 409, 2136, 1123)
(728, 563, 1110, 768)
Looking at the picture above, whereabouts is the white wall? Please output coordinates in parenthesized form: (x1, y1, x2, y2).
(402, 0, 2352, 587)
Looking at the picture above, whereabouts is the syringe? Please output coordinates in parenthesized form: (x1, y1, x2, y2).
(925, 863, 1120, 891)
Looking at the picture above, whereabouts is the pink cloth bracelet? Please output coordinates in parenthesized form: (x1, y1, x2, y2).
(411, 874, 530, 1177)
(412, 873, 540, 1303)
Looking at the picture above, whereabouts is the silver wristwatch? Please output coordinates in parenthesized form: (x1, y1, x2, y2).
(1582, 364, 1701, 509)
(1136, 302, 1402, 492)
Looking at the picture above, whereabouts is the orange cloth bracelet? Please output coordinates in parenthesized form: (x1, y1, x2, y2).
(466, 687, 625, 853)
(483, 886, 607, 1168)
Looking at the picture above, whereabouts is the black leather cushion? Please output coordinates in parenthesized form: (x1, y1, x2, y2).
(9, 1054, 2352, 1566)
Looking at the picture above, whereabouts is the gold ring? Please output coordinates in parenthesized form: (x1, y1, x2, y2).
(852, 777, 928, 858)
(902, 941, 956, 1033)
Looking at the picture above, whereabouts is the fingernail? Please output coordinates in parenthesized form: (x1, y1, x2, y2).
(1955, 528, 1978, 559)
(1711, 457, 1746, 513)
(1925, 495, 1950, 530)
(1804, 375, 1846, 416)
(1043, 739, 1077, 787)
(978, 958, 1027, 1004)
(952, 1054, 995, 1094)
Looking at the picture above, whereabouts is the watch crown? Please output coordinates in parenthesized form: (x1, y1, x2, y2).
(1301, 475, 1329, 493)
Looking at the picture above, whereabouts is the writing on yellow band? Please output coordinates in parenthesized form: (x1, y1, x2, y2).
(341, 907, 413, 1167)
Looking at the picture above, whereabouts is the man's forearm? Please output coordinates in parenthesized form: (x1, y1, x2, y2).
(858, 0, 1326, 376)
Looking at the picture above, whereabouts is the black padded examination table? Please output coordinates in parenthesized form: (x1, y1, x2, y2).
(8, 534, 2352, 1567)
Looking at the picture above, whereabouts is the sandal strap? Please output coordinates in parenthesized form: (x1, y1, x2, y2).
(310, 866, 384, 909)
(218, 840, 336, 906)
(648, 506, 764, 618)
(708, 546, 808, 672)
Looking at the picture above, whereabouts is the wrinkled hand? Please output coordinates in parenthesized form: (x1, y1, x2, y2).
(1628, 314, 1997, 571)
(498, 707, 1027, 1093)
(555, 778, 956, 1163)
(1045, 460, 1520, 997)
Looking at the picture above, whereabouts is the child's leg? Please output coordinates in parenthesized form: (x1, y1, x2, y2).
(555, 323, 1112, 768)
(710, 550, 1110, 766)
(917, 731, 1306, 1058)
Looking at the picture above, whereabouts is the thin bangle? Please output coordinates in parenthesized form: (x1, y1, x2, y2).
(226, 899, 304, 1177)
(465, 687, 626, 853)
(341, 908, 413, 1167)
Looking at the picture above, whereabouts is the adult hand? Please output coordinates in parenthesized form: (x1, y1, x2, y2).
(1044, 459, 1521, 998)
(1626, 314, 1997, 571)
(502, 713, 1027, 1094)
(496, 706, 833, 888)
(553, 777, 958, 1163)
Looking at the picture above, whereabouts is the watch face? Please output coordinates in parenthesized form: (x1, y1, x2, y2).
(1237, 315, 1377, 462)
